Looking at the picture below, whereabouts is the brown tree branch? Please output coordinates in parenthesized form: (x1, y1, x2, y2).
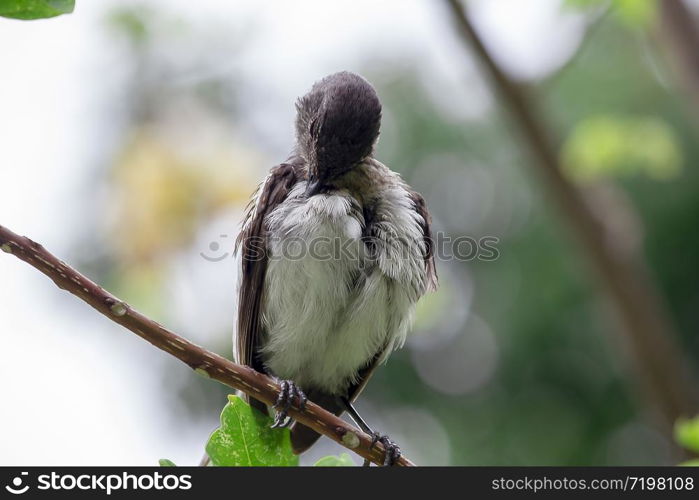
(656, 0, 699, 124)
(0, 224, 413, 467)
(444, 0, 698, 433)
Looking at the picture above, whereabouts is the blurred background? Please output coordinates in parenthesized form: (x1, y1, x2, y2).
(2, 0, 699, 465)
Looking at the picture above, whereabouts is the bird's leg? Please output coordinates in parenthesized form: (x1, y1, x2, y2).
(339, 397, 402, 466)
(271, 380, 307, 429)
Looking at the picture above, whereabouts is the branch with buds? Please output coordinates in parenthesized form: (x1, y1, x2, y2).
(0, 224, 414, 467)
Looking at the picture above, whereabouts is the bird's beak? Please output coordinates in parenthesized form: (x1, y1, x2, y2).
(305, 179, 322, 197)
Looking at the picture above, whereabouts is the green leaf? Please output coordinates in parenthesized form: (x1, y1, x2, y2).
(314, 453, 356, 466)
(561, 114, 682, 182)
(158, 458, 177, 467)
(675, 416, 699, 454)
(679, 459, 699, 467)
(0, 0, 74, 20)
(206, 395, 298, 466)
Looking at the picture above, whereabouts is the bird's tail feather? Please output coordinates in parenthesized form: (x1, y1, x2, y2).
(290, 391, 344, 454)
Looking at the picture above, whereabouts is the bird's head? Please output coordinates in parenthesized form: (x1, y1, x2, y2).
(295, 71, 382, 196)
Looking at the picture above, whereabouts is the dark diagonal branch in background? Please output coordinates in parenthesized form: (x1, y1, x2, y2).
(444, 0, 698, 435)
(657, 0, 699, 124)
(0, 224, 413, 467)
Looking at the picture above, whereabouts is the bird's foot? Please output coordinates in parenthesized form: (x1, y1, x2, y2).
(367, 432, 401, 466)
(270, 380, 307, 429)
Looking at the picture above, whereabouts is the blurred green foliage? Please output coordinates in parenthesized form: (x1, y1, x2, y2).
(561, 114, 682, 181)
(675, 416, 699, 455)
(0, 0, 73, 19)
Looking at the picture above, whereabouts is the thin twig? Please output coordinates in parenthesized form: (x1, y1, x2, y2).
(444, 0, 698, 431)
(0, 224, 414, 467)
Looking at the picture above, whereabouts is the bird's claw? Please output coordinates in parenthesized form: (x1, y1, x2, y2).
(367, 432, 401, 466)
(270, 380, 307, 429)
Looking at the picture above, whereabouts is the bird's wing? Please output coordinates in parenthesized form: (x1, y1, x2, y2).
(235, 160, 303, 395)
(408, 189, 439, 292)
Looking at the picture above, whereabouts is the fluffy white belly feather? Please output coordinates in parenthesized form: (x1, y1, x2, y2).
(259, 185, 416, 394)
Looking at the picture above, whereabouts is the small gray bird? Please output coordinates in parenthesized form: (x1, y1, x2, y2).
(235, 71, 437, 465)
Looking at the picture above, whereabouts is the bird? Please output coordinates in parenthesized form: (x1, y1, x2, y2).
(234, 71, 437, 465)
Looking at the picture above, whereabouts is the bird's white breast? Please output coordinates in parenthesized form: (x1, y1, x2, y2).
(260, 180, 423, 394)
